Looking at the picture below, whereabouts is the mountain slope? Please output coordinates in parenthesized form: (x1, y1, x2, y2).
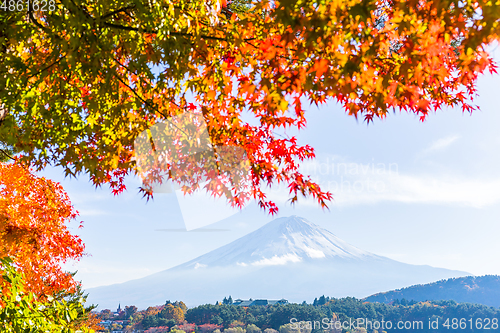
(364, 275, 500, 307)
(86, 216, 470, 310)
(174, 216, 378, 269)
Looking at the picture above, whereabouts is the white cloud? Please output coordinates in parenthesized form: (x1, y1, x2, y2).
(263, 156, 500, 209)
(194, 263, 207, 269)
(250, 253, 302, 266)
(303, 247, 326, 258)
(341, 173, 500, 208)
(422, 135, 460, 154)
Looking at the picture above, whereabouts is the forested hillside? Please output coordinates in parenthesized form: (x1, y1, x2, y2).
(96, 297, 500, 332)
(364, 275, 500, 308)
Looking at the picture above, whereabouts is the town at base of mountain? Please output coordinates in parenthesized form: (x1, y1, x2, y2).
(95, 290, 500, 333)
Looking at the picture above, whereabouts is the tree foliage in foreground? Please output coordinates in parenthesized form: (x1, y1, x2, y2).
(0, 257, 95, 332)
(1, 0, 499, 212)
(0, 162, 85, 296)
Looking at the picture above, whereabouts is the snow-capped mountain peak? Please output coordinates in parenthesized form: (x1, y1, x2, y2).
(176, 215, 376, 269)
(87, 215, 470, 309)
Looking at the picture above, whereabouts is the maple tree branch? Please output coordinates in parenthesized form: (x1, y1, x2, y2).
(27, 54, 68, 81)
(111, 71, 152, 110)
(110, 67, 188, 137)
(100, 5, 137, 20)
(28, 4, 65, 40)
(28, 8, 51, 33)
(0, 146, 30, 172)
(111, 57, 167, 109)
(111, 57, 182, 116)
(244, 40, 259, 49)
(103, 21, 146, 32)
(244, 40, 300, 62)
(111, 56, 173, 108)
(68, 0, 93, 19)
(102, 22, 230, 42)
(0, 148, 14, 161)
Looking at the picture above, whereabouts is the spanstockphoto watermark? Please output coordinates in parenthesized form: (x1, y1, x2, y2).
(301, 158, 399, 194)
(290, 317, 499, 331)
(302, 158, 399, 177)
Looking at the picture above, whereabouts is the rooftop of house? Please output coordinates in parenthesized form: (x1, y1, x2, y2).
(233, 299, 288, 306)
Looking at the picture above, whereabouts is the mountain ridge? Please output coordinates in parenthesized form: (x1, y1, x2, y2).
(364, 275, 500, 307)
(87, 215, 470, 310)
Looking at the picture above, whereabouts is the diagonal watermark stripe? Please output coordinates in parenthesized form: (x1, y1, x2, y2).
(134, 111, 251, 230)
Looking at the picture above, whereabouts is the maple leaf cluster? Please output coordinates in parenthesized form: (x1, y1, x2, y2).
(0, 162, 85, 296)
(0, 0, 498, 212)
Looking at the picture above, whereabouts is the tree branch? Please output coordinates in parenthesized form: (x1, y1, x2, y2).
(68, 0, 93, 19)
(0, 148, 15, 161)
(103, 21, 153, 33)
(28, 8, 51, 33)
(27, 54, 67, 81)
(103, 22, 230, 42)
(110, 64, 192, 139)
(111, 68, 169, 118)
(100, 5, 136, 20)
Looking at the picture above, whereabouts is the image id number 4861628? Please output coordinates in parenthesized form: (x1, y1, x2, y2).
(1, 0, 55, 11)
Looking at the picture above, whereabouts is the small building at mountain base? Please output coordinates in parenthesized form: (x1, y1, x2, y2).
(233, 299, 288, 306)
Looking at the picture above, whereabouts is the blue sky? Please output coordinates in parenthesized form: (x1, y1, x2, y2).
(39, 43, 500, 293)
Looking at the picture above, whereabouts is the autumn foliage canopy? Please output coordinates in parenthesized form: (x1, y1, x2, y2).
(0, 162, 85, 296)
(1, 0, 499, 213)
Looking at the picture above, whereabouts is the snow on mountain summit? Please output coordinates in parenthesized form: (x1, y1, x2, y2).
(87, 215, 470, 309)
(176, 215, 378, 269)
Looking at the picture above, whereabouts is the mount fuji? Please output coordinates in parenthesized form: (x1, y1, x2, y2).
(86, 216, 470, 309)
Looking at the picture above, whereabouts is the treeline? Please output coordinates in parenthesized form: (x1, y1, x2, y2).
(97, 297, 500, 333)
(98, 300, 187, 332)
(186, 298, 500, 332)
(364, 275, 500, 308)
